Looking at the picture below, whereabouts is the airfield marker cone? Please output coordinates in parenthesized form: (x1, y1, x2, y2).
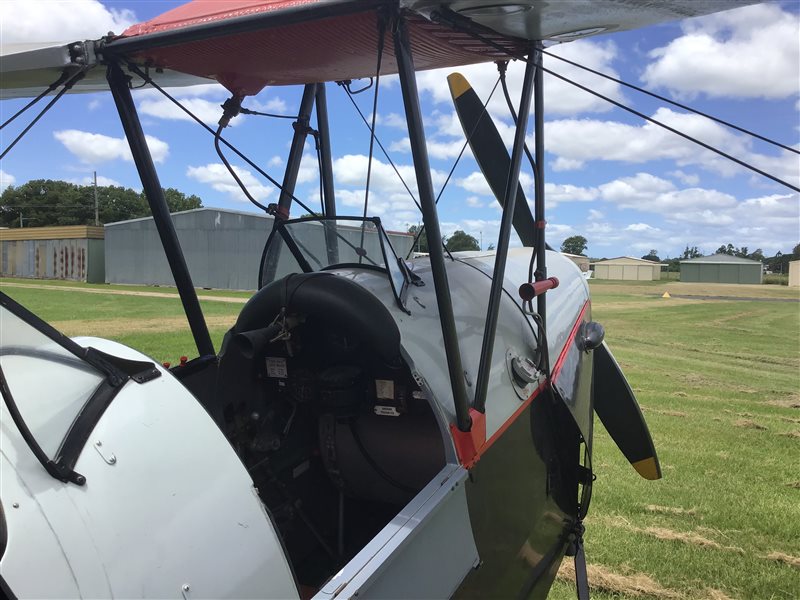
(662, 291, 671, 298)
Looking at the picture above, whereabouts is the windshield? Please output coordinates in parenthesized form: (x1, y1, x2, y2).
(261, 217, 410, 308)
(0, 305, 104, 457)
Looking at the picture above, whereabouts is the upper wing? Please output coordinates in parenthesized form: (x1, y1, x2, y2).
(1, 0, 759, 99)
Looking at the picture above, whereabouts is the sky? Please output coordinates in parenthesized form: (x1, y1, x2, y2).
(1, 0, 798, 260)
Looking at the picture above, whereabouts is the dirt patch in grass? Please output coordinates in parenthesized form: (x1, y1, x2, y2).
(777, 430, 800, 439)
(765, 397, 800, 409)
(641, 406, 689, 418)
(643, 527, 745, 554)
(52, 315, 238, 337)
(764, 552, 800, 569)
(785, 481, 800, 489)
(733, 419, 767, 431)
(779, 416, 800, 424)
(557, 561, 683, 598)
(645, 505, 697, 517)
(1, 281, 247, 304)
(705, 589, 736, 600)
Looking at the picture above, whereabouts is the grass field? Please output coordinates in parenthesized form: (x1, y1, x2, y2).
(2, 277, 798, 598)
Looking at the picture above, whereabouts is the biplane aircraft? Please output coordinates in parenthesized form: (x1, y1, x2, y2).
(3, 0, 792, 598)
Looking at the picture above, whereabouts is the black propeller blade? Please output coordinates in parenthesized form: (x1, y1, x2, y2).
(448, 71, 661, 480)
(594, 342, 662, 480)
(447, 72, 536, 247)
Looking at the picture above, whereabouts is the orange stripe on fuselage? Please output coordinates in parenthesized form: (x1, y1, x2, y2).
(469, 300, 590, 463)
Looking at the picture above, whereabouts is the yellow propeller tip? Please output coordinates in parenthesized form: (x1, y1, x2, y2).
(632, 457, 662, 480)
(447, 72, 471, 99)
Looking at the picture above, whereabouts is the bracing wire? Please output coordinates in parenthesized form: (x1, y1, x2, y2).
(0, 69, 87, 161)
(431, 10, 800, 194)
(214, 123, 270, 212)
(543, 67, 800, 193)
(540, 48, 799, 156)
(127, 64, 324, 217)
(359, 17, 387, 263)
(406, 73, 504, 259)
(341, 86, 422, 212)
(0, 70, 74, 131)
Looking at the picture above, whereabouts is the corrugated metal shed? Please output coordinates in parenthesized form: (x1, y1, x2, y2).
(591, 256, 661, 281)
(0, 225, 105, 282)
(680, 253, 762, 284)
(104, 208, 415, 290)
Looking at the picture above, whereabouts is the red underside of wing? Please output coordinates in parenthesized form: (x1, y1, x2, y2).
(119, 1, 522, 96)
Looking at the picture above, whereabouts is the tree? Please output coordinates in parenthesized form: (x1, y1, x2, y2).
(641, 249, 660, 262)
(748, 248, 764, 262)
(682, 245, 701, 259)
(407, 224, 429, 253)
(561, 235, 588, 256)
(0, 179, 202, 227)
(445, 230, 480, 252)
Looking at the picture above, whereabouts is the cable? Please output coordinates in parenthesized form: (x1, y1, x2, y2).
(359, 17, 387, 263)
(432, 10, 800, 192)
(348, 420, 417, 495)
(543, 67, 800, 193)
(406, 74, 503, 259)
(341, 86, 421, 212)
(240, 107, 298, 119)
(0, 70, 76, 131)
(0, 69, 87, 161)
(540, 48, 799, 156)
(214, 123, 270, 212)
(126, 63, 322, 216)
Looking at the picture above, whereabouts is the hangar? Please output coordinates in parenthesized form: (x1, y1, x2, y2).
(680, 253, 762, 285)
(105, 207, 414, 290)
(591, 256, 662, 281)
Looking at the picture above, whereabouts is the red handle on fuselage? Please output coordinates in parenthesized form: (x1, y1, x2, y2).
(518, 277, 560, 302)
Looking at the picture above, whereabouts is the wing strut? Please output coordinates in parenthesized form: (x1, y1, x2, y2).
(107, 61, 214, 357)
(394, 15, 471, 433)
(472, 45, 537, 414)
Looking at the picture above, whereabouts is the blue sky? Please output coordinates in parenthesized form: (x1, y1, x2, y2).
(1, 0, 798, 259)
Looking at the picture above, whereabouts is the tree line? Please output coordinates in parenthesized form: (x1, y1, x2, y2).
(0, 179, 203, 228)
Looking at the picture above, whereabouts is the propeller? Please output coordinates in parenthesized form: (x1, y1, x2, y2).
(447, 73, 536, 247)
(448, 71, 661, 480)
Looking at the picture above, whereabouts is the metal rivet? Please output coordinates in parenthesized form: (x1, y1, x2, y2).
(182, 584, 190, 592)
(12, 502, 19, 509)
(108, 455, 117, 464)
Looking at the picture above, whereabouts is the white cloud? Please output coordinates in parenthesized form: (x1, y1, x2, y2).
(416, 39, 625, 117)
(669, 170, 700, 186)
(186, 163, 272, 202)
(382, 113, 407, 129)
(625, 223, 658, 232)
(466, 196, 484, 208)
(1, 0, 136, 43)
(458, 171, 493, 196)
(588, 209, 604, 220)
(544, 108, 800, 184)
(53, 129, 169, 164)
(642, 4, 800, 100)
(0, 170, 16, 192)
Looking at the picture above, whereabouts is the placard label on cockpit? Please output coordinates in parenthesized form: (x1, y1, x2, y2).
(266, 357, 288, 378)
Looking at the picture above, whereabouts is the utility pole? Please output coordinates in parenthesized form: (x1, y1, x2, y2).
(19, 212, 23, 228)
(93, 171, 99, 226)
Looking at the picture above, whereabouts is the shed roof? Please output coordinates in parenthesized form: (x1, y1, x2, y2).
(680, 253, 762, 265)
(591, 256, 661, 265)
(0, 225, 104, 241)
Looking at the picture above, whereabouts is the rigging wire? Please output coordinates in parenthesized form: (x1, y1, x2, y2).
(431, 9, 800, 193)
(359, 17, 387, 263)
(214, 123, 271, 212)
(126, 64, 325, 217)
(497, 60, 540, 285)
(405, 74, 503, 259)
(340, 86, 421, 212)
(239, 107, 299, 120)
(0, 68, 87, 161)
(0, 70, 76, 131)
(539, 48, 799, 156)
(543, 67, 800, 193)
